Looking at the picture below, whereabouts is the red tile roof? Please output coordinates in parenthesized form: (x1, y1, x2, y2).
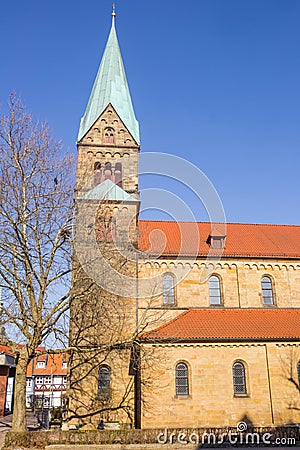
(27, 353, 68, 376)
(0, 345, 14, 356)
(138, 221, 300, 259)
(140, 309, 300, 341)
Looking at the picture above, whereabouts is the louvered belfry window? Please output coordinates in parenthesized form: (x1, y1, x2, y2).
(232, 362, 247, 395)
(175, 362, 189, 396)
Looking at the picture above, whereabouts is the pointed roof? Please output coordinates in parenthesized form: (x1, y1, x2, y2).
(78, 14, 140, 144)
(80, 179, 139, 203)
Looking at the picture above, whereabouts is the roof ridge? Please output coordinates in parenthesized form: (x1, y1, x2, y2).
(139, 220, 300, 228)
(187, 308, 300, 311)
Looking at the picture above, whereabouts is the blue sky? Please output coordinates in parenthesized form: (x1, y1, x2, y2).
(1, 0, 299, 224)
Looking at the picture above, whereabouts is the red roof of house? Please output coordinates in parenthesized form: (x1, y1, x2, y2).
(138, 221, 300, 259)
(140, 309, 300, 342)
(0, 345, 14, 356)
(27, 352, 68, 376)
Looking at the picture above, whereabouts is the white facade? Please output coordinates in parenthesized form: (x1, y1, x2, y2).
(26, 374, 67, 408)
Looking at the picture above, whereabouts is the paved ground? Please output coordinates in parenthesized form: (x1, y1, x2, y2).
(45, 446, 300, 450)
(0, 415, 13, 449)
(0, 412, 39, 448)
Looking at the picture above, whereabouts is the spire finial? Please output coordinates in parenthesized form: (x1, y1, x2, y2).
(112, 3, 116, 18)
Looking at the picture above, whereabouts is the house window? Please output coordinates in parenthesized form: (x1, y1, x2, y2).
(261, 276, 274, 305)
(175, 362, 189, 396)
(233, 362, 247, 395)
(98, 366, 110, 398)
(26, 378, 32, 388)
(209, 275, 222, 305)
(36, 361, 46, 369)
(163, 273, 175, 305)
(35, 376, 43, 385)
(63, 376, 67, 385)
(43, 397, 50, 408)
(62, 362, 68, 370)
(44, 376, 51, 385)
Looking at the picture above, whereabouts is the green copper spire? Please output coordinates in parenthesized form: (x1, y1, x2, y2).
(78, 10, 140, 143)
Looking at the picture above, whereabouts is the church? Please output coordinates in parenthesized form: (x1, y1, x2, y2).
(68, 9, 300, 429)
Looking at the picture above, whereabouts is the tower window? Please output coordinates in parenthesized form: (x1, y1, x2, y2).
(163, 273, 175, 305)
(261, 276, 274, 305)
(115, 162, 122, 187)
(209, 275, 222, 305)
(232, 361, 247, 395)
(93, 162, 102, 186)
(98, 365, 111, 398)
(175, 362, 189, 396)
(97, 216, 114, 242)
(104, 162, 112, 180)
(104, 128, 114, 144)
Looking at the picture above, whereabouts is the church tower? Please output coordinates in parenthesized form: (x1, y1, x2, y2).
(76, 7, 140, 195)
(68, 9, 141, 428)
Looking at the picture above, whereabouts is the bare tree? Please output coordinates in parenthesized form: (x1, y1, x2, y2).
(278, 346, 300, 415)
(0, 94, 74, 431)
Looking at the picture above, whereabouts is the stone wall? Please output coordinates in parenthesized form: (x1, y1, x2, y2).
(141, 342, 300, 428)
(76, 104, 139, 194)
(138, 258, 300, 313)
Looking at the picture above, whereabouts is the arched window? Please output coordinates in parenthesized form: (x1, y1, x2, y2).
(232, 362, 247, 395)
(163, 273, 175, 305)
(98, 366, 110, 398)
(209, 275, 222, 305)
(93, 162, 101, 187)
(104, 128, 114, 144)
(261, 276, 274, 305)
(115, 162, 122, 187)
(96, 214, 114, 242)
(175, 362, 189, 396)
(104, 162, 112, 180)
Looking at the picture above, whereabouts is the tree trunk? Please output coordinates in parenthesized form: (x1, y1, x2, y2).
(12, 355, 28, 431)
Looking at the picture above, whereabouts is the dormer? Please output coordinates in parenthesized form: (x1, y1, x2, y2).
(206, 227, 226, 249)
(36, 354, 48, 369)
